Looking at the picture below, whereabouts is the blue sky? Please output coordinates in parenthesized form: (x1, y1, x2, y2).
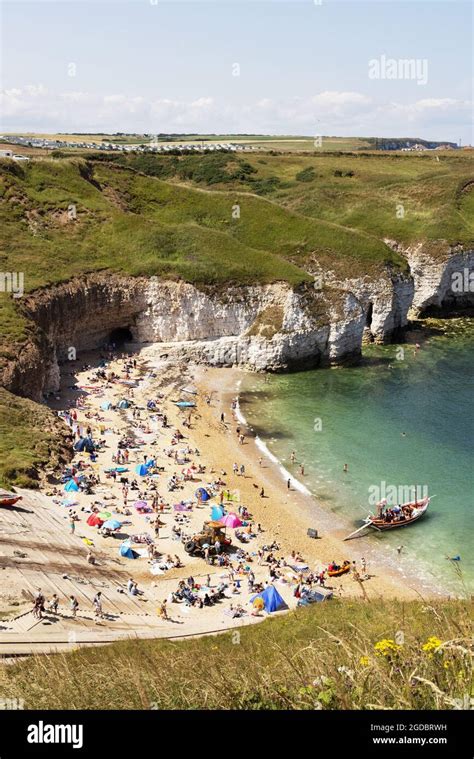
(1, 0, 472, 141)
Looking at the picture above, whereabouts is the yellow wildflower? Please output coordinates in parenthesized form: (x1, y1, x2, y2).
(422, 636, 443, 655)
(359, 656, 370, 667)
(374, 638, 401, 657)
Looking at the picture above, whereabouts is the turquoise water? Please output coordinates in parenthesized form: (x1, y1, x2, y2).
(241, 320, 474, 593)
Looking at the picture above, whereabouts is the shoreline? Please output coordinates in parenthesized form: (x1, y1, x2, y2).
(190, 365, 447, 602)
(0, 342, 450, 643)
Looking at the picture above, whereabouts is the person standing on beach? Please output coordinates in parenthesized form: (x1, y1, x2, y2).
(287, 478, 291, 489)
(343, 463, 348, 473)
(220, 412, 225, 424)
(93, 592, 103, 622)
(49, 594, 59, 614)
(290, 451, 296, 464)
(69, 518, 76, 535)
(260, 487, 265, 498)
(69, 596, 79, 618)
(299, 463, 305, 476)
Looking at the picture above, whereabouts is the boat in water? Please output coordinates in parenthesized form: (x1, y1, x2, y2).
(344, 495, 431, 540)
(0, 490, 22, 507)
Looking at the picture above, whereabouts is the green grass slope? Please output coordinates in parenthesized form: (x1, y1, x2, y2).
(0, 599, 470, 710)
(0, 151, 472, 489)
(113, 150, 474, 252)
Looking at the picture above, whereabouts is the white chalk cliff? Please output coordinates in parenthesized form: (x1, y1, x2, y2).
(3, 245, 473, 401)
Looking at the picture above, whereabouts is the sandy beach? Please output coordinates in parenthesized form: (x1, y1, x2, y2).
(1, 342, 445, 650)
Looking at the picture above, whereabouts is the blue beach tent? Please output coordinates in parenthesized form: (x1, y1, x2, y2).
(100, 401, 112, 411)
(64, 479, 79, 492)
(117, 399, 129, 409)
(251, 585, 286, 613)
(135, 464, 149, 476)
(195, 487, 211, 502)
(74, 437, 95, 453)
(119, 541, 137, 559)
(211, 505, 224, 521)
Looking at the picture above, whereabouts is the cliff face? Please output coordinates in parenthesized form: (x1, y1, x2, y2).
(382, 240, 474, 314)
(2, 245, 473, 402)
(402, 245, 474, 316)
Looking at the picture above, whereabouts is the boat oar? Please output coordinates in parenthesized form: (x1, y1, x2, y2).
(344, 520, 371, 541)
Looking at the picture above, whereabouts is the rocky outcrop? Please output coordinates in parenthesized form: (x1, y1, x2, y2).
(386, 242, 474, 317)
(2, 244, 473, 402)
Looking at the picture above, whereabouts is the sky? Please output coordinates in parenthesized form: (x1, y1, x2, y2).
(1, 0, 472, 142)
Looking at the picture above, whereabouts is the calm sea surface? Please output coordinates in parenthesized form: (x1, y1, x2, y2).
(240, 320, 474, 593)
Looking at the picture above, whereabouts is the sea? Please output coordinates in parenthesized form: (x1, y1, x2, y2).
(239, 319, 474, 594)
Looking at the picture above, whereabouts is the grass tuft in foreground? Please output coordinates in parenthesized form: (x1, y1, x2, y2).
(0, 599, 471, 710)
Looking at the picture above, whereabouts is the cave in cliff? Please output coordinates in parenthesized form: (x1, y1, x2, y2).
(365, 302, 373, 328)
(109, 327, 134, 346)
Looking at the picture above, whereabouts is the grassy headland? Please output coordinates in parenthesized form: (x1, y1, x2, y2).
(0, 599, 471, 710)
(0, 148, 472, 488)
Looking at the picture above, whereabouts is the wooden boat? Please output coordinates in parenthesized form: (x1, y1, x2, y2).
(0, 490, 22, 507)
(327, 560, 351, 577)
(345, 496, 431, 540)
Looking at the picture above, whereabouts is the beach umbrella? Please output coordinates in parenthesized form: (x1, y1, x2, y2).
(134, 500, 148, 509)
(220, 513, 242, 528)
(98, 511, 112, 520)
(102, 519, 122, 531)
(87, 514, 104, 527)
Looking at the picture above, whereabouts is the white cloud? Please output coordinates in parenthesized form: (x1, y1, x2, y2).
(0, 85, 471, 141)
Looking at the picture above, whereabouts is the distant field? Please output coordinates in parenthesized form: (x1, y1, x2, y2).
(3, 133, 374, 152)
